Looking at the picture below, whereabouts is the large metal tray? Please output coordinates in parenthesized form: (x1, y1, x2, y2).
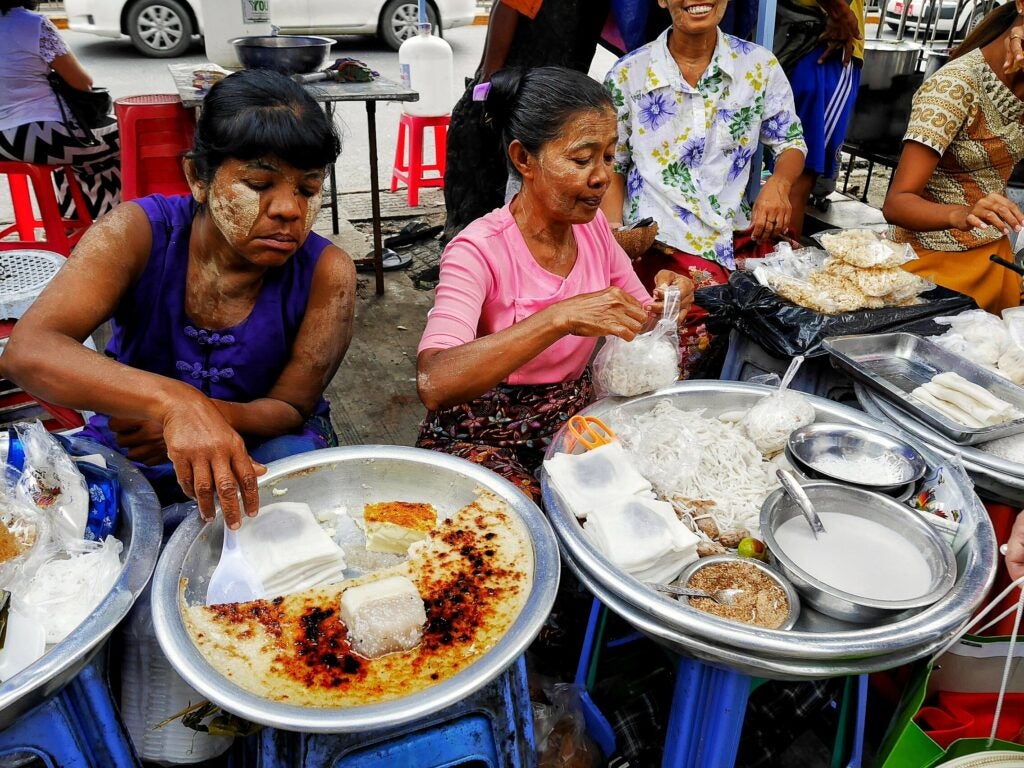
(541, 382, 996, 676)
(824, 332, 1024, 445)
(0, 438, 162, 731)
(151, 446, 560, 734)
(857, 384, 1024, 505)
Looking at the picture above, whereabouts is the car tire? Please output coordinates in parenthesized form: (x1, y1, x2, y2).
(127, 0, 194, 58)
(379, 0, 440, 51)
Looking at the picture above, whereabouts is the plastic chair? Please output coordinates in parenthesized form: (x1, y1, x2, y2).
(390, 113, 449, 207)
(228, 655, 535, 767)
(0, 648, 141, 768)
(0, 161, 93, 255)
(114, 94, 196, 201)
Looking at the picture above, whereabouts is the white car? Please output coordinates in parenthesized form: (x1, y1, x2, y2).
(63, 0, 478, 57)
(884, 0, 1003, 38)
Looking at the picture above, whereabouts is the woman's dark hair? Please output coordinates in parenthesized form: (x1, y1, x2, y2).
(952, 2, 1018, 59)
(484, 66, 614, 155)
(187, 69, 341, 183)
(1, 1, 40, 13)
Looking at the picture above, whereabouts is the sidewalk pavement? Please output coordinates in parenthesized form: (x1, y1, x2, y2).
(316, 188, 444, 449)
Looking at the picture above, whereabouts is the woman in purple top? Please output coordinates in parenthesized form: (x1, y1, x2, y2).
(0, 70, 357, 528)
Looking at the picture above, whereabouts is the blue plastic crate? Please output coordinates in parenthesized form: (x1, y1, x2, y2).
(229, 655, 535, 768)
(0, 647, 140, 768)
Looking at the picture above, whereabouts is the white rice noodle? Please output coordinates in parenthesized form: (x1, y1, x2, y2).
(612, 400, 778, 533)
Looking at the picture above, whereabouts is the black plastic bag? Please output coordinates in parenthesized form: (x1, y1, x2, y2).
(695, 271, 977, 359)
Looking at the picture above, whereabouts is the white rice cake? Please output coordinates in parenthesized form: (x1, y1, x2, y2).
(340, 575, 427, 658)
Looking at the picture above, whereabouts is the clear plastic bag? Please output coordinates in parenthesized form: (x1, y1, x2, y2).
(593, 285, 681, 397)
(934, 309, 1010, 367)
(532, 679, 602, 768)
(816, 228, 917, 269)
(14, 534, 122, 644)
(14, 421, 89, 543)
(740, 363, 816, 455)
(0, 495, 51, 593)
(998, 313, 1024, 385)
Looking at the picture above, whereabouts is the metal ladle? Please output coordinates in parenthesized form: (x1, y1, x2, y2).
(776, 468, 827, 539)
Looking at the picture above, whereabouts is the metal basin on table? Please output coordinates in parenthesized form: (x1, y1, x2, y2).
(151, 446, 560, 734)
(857, 383, 1024, 505)
(0, 438, 161, 730)
(541, 382, 997, 680)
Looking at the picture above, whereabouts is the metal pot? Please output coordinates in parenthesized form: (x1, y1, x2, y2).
(230, 35, 334, 76)
(924, 48, 953, 79)
(861, 39, 925, 90)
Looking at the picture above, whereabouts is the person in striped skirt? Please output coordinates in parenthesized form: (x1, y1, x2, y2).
(0, 0, 120, 219)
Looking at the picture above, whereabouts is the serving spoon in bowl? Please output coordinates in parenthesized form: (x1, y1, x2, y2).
(648, 581, 744, 606)
(206, 523, 265, 606)
(776, 468, 827, 539)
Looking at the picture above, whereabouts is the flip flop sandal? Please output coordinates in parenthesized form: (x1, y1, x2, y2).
(356, 248, 412, 273)
(385, 224, 443, 249)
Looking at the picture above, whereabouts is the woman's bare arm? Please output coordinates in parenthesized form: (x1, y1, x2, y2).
(50, 51, 93, 91)
(0, 203, 261, 526)
(884, 141, 1024, 233)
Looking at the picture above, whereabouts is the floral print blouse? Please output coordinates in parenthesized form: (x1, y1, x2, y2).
(604, 28, 806, 268)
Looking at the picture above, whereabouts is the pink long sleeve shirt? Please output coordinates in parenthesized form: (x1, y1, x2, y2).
(419, 205, 651, 386)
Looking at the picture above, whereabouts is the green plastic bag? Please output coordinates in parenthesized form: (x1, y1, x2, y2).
(876, 578, 1024, 767)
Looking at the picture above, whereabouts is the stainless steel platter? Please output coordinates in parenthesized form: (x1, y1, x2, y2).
(857, 384, 1024, 505)
(0, 438, 162, 731)
(541, 382, 996, 676)
(151, 446, 560, 734)
(824, 333, 1024, 445)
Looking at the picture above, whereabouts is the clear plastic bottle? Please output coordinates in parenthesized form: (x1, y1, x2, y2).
(398, 23, 455, 116)
(199, 0, 273, 69)
(120, 584, 233, 765)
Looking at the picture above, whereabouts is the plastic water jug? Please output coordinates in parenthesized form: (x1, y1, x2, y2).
(200, 0, 273, 69)
(398, 23, 455, 116)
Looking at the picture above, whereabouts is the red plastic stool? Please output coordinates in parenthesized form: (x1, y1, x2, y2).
(390, 113, 449, 207)
(0, 162, 93, 256)
(115, 94, 196, 201)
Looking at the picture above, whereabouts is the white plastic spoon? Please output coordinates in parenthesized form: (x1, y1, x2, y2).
(205, 524, 265, 606)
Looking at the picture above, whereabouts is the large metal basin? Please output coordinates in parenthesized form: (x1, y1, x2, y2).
(0, 438, 161, 730)
(541, 382, 996, 678)
(858, 384, 1024, 505)
(151, 446, 560, 734)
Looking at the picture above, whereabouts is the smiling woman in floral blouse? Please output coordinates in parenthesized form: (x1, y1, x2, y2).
(600, 0, 806, 375)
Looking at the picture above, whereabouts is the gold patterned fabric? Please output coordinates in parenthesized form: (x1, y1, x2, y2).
(890, 49, 1024, 252)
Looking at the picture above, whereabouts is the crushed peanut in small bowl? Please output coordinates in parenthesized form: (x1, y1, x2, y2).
(682, 557, 798, 630)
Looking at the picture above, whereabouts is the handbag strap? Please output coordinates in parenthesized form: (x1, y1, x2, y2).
(49, 74, 99, 147)
(930, 573, 1024, 746)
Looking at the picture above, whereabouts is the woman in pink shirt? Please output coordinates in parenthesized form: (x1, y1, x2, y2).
(417, 66, 694, 502)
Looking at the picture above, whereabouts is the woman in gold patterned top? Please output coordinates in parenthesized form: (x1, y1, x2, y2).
(882, 1, 1024, 313)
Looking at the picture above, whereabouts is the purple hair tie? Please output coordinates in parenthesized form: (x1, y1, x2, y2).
(472, 82, 491, 102)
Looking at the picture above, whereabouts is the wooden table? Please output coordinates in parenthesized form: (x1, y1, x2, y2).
(168, 65, 418, 295)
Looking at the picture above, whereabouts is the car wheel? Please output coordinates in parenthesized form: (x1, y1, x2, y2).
(380, 0, 440, 51)
(127, 0, 194, 58)
(960, 1, 995, 36)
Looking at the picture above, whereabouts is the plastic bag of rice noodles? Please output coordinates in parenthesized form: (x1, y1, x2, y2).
(593, 285, 681, 397)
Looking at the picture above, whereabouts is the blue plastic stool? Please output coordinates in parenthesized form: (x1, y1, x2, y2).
(229, 655, 535, 768)
(719, 330, 857, 403)
(0, 648, 141, 768)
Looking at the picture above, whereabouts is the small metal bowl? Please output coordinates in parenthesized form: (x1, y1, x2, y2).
(784, 445, 917, 502)
(760, 482, 956, 624)
(675, 554, 801, 631)
(788, 422, 927, 494)
(230, 35, 334, 76)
